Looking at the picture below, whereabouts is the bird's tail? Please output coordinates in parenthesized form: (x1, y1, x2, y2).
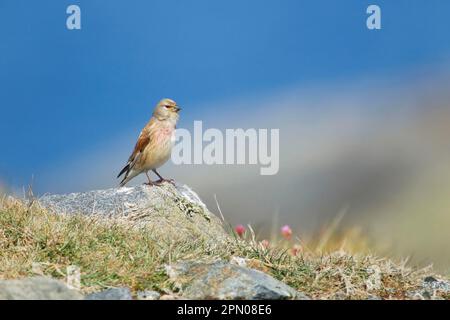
(117, 164, 129, 179)
(117, 164, 131, 186)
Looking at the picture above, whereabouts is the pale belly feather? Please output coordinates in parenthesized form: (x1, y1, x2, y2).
(140, 127, 175, 170)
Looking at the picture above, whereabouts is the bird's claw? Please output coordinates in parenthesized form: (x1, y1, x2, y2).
(154, 178, 175, 186)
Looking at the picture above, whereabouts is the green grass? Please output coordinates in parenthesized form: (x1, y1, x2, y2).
(0, 196, 446, 299)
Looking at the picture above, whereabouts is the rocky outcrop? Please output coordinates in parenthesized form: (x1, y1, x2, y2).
(1, 183, 307, 300)
(38, 182, 229, 247)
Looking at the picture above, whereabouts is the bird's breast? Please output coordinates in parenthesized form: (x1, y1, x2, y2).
(155, 127, 175, 144)
(140, 125, 175, 170)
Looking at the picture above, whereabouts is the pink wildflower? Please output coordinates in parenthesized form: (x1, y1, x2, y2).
(281, 225, 292, 239)
(235, 224, 246, 237)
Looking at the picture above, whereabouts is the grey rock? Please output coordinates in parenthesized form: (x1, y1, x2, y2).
(406, 276, 450, 300)
(39, 183, 201, 217)
(422, 290, 432, 300)
(422, 277, 450, 293)
(137, 290, 161, 300)
(85, 287, 132, 300)
(407, 289, 432, 300)
(0, 277, 83, 300)
(424, 276, 437, 283)
(38, 183, 229, 246)
(165, 260, 309, 300)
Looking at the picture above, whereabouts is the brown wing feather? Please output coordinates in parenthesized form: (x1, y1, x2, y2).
(128, 132, 150, 164)
(117, 120, 153, 179)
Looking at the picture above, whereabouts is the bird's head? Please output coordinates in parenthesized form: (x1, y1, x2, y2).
(153, 98, 181, 121)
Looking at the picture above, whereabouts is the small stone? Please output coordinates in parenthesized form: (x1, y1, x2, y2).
(137, 290, 161, 300)
(422, 290, 432, 300)
(165, 260, 309, 300)
(85, 287, 132, 300)
(0, 277, 83, 300)
(424, 276, 437, 283)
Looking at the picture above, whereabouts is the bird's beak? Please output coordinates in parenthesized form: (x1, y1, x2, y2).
(175, 105, 181, 112)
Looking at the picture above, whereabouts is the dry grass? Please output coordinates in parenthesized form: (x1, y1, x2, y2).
(228, 225, 438, 300)
(0, 196, 446, 299)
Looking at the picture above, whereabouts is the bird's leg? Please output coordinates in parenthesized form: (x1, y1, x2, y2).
(152, 169, 175, 185)
(143, 171, 155, 186)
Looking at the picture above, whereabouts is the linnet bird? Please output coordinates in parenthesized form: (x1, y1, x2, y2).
(117, 98, 181, 186)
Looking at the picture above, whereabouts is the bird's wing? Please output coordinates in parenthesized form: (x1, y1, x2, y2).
(117, 121, 153, 179)
(128, 131, 151, 167)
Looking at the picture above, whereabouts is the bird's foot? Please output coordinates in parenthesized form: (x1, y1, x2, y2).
(143, 181, 155, 186)
(154, 178, 175, 186)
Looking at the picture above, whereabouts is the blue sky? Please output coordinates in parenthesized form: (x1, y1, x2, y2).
(1, 0, 450, 190)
